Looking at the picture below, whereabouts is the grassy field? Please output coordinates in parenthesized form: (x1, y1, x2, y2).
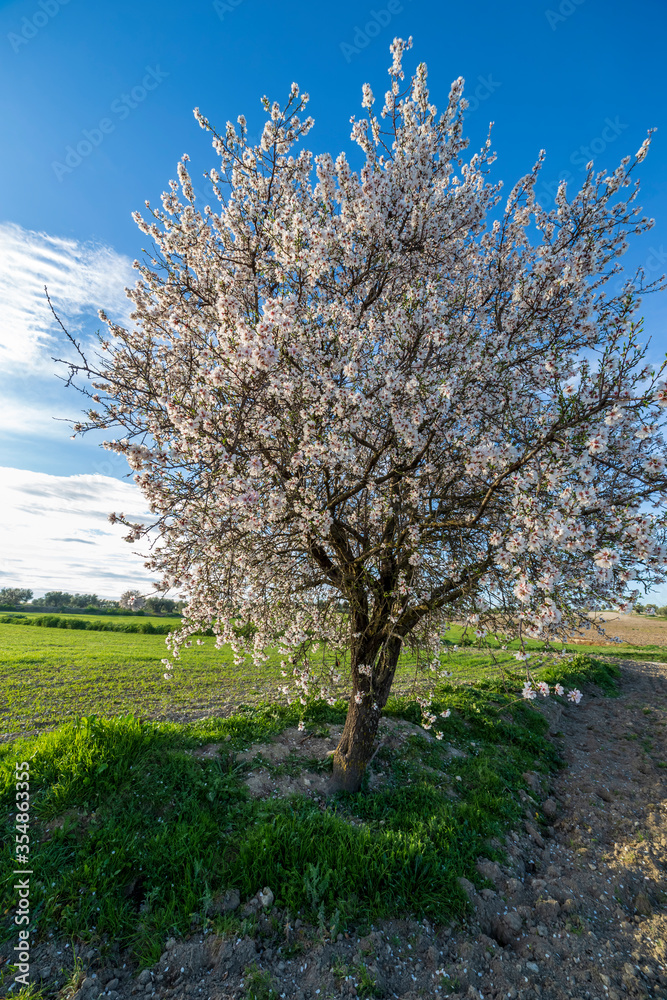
(0, 655, 620, 970)
(0, 612, 662, 740)
(0, 611, 181, 634)
(0, 623, 285, 738)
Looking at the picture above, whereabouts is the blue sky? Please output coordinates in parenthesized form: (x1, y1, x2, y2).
(1, 0, 666, 599)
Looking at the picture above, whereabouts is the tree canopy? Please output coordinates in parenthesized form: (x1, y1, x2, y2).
(57, 39, 667, 789)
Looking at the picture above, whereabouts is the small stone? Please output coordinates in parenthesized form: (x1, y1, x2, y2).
(535, 898, 560, 924)
(597, 786, 613, 803)
(522, 771, 541, 793)
(524, 822, 545, 848)
(633, 891, 652, 916)
(241, 897, 260, 918)
(491, 909, 523, 946)
(542, 798, 558, 820)
(506, 878, 522, 894)
(106, 980, 119, 992)
(525, 961, 539, 974)
(457, 876, 478, 904)
(476, 859, 503, 884)
(427, 945, 439, 964)
(80, 978, 96, 993)
(137, 971, 152, 987)
(107, 993, 120, 1000)
(258, 886, 274, 908)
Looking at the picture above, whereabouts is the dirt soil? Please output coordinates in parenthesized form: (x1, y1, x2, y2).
(4, 659, 667, 1000)
(570, 614, 667, 649)
(196, 717, 467, 802)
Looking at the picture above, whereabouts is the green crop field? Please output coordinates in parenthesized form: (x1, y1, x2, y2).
(0, 612, 656, 740)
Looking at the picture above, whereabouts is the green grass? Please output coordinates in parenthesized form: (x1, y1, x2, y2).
(0, 654, 616, 973)
(242, 964, 279, 999)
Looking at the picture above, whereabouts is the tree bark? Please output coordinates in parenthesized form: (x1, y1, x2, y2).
(330, 635, 402, 793)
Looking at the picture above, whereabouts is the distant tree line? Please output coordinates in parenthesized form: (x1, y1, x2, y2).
(0, 587, 183, 614)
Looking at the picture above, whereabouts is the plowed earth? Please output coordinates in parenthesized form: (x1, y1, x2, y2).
(571, 614, 667, 650)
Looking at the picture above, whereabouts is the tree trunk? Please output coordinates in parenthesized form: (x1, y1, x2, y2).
(330, 635, 402, 793)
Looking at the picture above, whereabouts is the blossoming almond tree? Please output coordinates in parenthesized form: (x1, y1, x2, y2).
(57, 38, 667, 792)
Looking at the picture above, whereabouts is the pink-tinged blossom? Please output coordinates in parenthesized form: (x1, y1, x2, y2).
(643, 457, 665, 476)
(440, 709, 451, 719)
(587, 434, 607, 456)
(654, 385, 667, 408)
(537, 681, 550, 697)
(568, 688, 583, 704)
(522, 682, 537, 700)
(514, 579, 534, 603)
(554, 683, 565, 696)
(594, 548, 620, 569)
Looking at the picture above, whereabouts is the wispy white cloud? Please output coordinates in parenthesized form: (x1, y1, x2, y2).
(0, 395, 75, 438)
(0, 222, 135, 374)
(0, 467, 164, 599)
